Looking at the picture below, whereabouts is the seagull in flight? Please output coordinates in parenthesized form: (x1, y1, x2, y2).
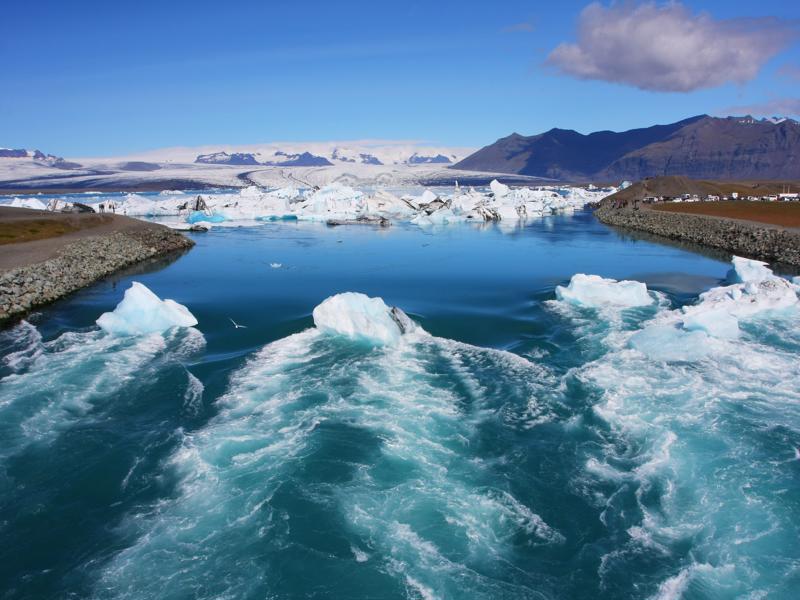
(229, 318, 248, 329)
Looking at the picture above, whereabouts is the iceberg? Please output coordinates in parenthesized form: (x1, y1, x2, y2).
(297, 184, 365, 219)
(555, 274, 653, 308)
(312, 292, 418, 345)
(113, 194, 183, 217)
(186, 211, 226, 224)
(9, 197, 47, 210)
(633, 256, 798, 356)
(729, 256, 773, 284)
(96, 282, 198, 336)
(418, 189, 438, 205)
(490, 179, 510, 198)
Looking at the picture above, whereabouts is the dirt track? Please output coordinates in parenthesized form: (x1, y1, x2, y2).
(653, 201, 800, 229)
(0, 207, 178, 271)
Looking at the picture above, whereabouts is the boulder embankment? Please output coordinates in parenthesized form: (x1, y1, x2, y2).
(0, 207, 194, 323)
(595, 204, 800, 266)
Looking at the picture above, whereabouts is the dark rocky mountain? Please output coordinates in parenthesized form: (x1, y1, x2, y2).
(195, 152, 260, 165)
(454, 116, 800, 181)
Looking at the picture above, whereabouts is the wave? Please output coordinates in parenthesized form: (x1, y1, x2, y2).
(553, 259, 800, 597)
(93, 296, 563, 599)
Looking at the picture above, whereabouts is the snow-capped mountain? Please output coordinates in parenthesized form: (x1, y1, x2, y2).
(0, 148, 81, 169)
(0, 141, 502, 192)
(195, 152, 261, 166)
(190, 145, 467, 167)
(91, 141, 474, 167)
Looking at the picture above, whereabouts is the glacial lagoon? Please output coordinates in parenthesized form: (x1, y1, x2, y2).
(1, 211, 799, 599)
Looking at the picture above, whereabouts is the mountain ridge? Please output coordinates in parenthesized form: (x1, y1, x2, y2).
(454, 116, 800, 181)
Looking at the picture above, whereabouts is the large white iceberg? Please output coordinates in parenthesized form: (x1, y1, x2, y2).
(297, 184, 365, 220)
(729, 256, 773, 284)
(489, 179, 510, 198)
(96, 282, 198, 336)
(312, 292, 418, 346)
(555, 274, 653, 308)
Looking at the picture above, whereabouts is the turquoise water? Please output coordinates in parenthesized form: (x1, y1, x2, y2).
(1, 212, 799, 599)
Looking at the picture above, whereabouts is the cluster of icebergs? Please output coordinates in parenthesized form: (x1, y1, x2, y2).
(6, 181, 611, 228)
(557, 256, 800, 362)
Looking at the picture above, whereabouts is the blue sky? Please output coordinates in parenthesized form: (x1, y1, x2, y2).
(1, 0, 799, 156)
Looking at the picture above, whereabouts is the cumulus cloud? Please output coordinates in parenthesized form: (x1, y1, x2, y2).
(723, 98, 800, 118)
(547, 2, 798, 92)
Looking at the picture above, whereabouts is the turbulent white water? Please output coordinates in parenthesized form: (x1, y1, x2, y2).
(556, 261, 800, 598)
(2, 259, 799, 599)
(93, 294, 563, 599)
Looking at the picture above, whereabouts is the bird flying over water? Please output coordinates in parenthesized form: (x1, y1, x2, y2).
(229, 318, 247, 329)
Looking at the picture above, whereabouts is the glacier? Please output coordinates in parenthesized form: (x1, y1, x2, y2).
(96, 282, 198, 336)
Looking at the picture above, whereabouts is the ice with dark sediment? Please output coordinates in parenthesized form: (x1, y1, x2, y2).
(71, 180, 611, 227)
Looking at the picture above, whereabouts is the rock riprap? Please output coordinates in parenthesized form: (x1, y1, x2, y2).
(1, 228, 193, 323)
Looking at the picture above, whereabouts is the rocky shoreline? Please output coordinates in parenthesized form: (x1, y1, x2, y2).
(595, 205, 800, 267)
(1, 227, 194, 324)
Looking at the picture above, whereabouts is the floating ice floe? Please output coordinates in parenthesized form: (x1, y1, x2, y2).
(312, 292, 420, 345)
(555, 274, 653, 308)
(96, 282, 198, 335)
(630, 256, 799, 360)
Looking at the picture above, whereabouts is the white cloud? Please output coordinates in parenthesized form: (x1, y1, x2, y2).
(547, 2, 797, 92)
(723, 98, 800, 118)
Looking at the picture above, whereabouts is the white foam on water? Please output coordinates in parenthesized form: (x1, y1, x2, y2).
(94, 296, 560, 599)
(0, 320, 43, 372)
(0, 321, 205, 463)
(182, 371, 204, 416)
(565, 257, 800, 596)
